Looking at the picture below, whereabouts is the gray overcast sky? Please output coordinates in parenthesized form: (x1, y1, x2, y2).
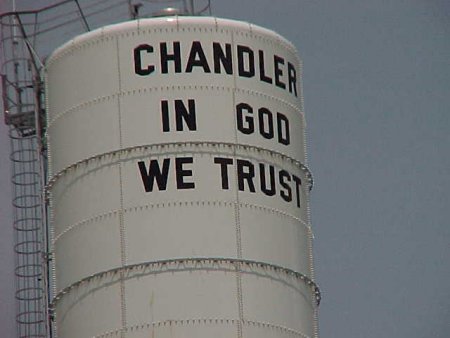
(1, 0, 449, 337)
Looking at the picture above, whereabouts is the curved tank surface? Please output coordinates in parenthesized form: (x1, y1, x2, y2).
(45, 16, 319, 338)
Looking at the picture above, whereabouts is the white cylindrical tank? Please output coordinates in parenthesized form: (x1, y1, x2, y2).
(45, 16, 319, 338)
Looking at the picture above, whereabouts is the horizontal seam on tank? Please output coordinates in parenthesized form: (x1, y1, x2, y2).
(52, 201, 311, 244)
(46, 27, 300, 66)
(46, 85, 304, 129)
(92, 319, 312, 338)
(51, 257, 321, 307)
(46, 141, 313, 193)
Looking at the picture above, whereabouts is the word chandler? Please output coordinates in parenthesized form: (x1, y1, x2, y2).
(133, 41, 298, 97)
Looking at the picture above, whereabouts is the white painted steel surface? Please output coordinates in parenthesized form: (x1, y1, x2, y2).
(46, 16, 319, 338)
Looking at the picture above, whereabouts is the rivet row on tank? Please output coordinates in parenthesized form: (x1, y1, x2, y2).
(52, 257, 320, 303)
(93, 319, 311, 338)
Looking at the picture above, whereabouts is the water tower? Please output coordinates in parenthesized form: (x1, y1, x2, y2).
(1, 1, 320, 337)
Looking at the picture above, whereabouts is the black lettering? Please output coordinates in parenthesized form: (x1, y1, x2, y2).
(214, 157, 234, 189)
(288, 62, 298, 97)
(279, 170, 292, 202)
(175, 157, 195, 189)
(237, 159, 255, 192)
(276, 112, 290, 145)
(237, 45, 255, 78)
(274, 55, 286, 89)
(134, 44, 154, 76)
(161, 100, 170, 132)
(259, 163, 275, 196)
(160, 42, 182, 74)
(258, 107, 274, 139)
(186, 41, 211, 73)
(213, 42, 232, 74)
(175, 99, 197, 131)
(138, 159, 170, 192)
(292, 174, 302, 208)
(258, 50, 272, 84)
(236, 103, 254, 135)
